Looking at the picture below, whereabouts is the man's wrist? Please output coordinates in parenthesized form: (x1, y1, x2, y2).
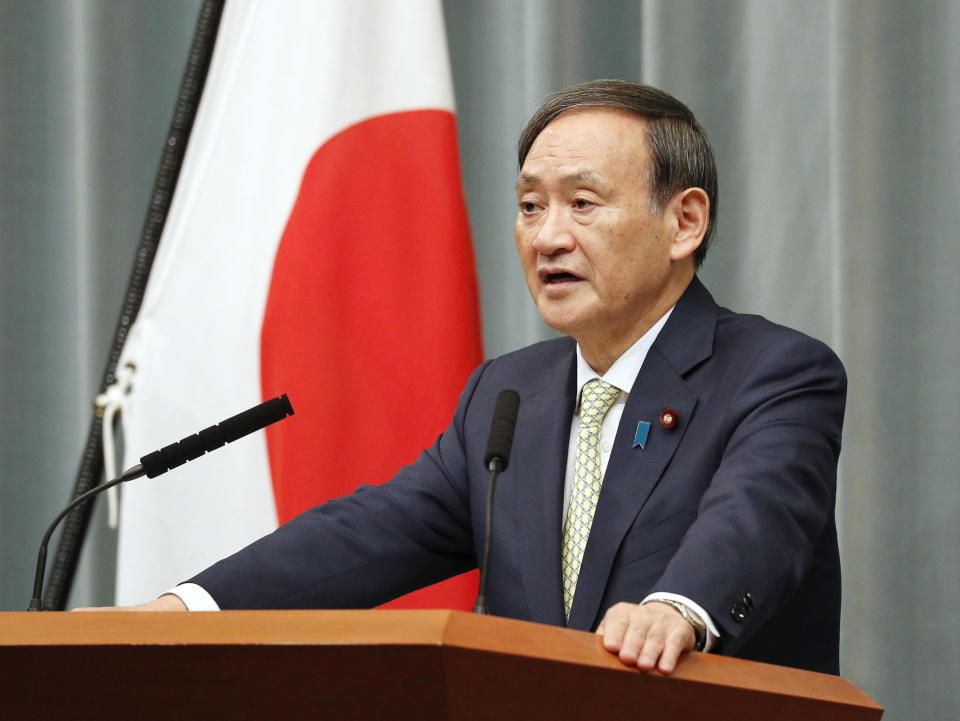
(641, 592, 718, 652)
(154, 593, 189, 611)
(645, 598, 707, 651)
(164, 583, 220, 611)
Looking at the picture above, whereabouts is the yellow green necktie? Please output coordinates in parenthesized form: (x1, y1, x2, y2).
(562, 378, 621, 619)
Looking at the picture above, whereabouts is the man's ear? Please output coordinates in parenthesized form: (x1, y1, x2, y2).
(667, 187, 709, 262)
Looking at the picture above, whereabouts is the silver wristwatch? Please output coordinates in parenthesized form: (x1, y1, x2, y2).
(646, 598, 708, 651)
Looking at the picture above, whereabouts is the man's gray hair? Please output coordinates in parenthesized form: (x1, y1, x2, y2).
(517, 79, 718, 268)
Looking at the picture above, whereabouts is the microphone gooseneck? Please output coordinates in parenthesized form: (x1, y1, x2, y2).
(474, 390, 520, 615)
(28, 464, 145, 611)
(28, 394, 295, 610)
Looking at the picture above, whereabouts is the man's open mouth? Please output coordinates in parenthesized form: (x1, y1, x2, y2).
(542, 271, 581, 284)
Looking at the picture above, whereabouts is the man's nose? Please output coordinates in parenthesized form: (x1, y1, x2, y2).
(532, 206, 575, 255)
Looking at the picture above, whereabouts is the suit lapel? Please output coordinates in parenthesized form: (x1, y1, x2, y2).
(566, 353, 697, 629)
(510, 344, 576, 627)
(566, 276, 718, 630)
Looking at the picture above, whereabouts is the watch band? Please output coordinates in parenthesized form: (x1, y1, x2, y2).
(645, 598, 708, 651)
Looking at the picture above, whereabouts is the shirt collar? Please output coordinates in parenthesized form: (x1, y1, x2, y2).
(574, 306, 675, 412)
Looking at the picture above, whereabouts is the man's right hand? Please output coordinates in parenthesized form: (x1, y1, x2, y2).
(72, 593, 188, 612)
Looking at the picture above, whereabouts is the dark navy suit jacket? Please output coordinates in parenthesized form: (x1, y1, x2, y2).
(192, 277, 846, 673)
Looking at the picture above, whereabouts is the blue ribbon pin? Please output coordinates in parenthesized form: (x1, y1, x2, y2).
(633, 420, 651, 450)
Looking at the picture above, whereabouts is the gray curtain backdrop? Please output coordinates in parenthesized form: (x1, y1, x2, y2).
(1, 2, 957, 719)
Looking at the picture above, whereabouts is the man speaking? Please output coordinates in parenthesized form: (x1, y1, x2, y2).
(86, 80, 845, 677)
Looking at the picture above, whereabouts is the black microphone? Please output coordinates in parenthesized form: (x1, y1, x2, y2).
(28, 394, 295, 611)
(483, 389, 520, 474)
(140, 393, 294, 477)
(474, 390, 520, 615)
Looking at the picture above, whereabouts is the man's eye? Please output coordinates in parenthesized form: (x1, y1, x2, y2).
(520, 202, 538, 214)
(572, 198, 593, 210)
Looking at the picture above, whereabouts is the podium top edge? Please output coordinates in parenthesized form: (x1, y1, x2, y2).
(0, 609, 881, 713)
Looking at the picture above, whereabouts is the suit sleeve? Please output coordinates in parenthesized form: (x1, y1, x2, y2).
(188, 360, 493, 609)
(650, 333, 846, 648)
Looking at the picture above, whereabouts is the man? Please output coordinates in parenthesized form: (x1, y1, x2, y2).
(87, 80, 845, 676)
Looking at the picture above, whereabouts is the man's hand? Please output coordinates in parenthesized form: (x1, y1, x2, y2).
(597, 601, 695, 674)
(72, 594, 188, 612)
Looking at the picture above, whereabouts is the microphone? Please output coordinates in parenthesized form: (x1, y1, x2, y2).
(483, 389, 520, 474)
(140, 393, 294, 478)
(28, 394, 295, 611)
(473, 389, 520, 615)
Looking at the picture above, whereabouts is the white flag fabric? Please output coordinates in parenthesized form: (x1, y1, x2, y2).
(115, 0, 482, 606)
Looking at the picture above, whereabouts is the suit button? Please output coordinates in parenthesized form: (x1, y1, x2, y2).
(730, 604, 747, 624)
(743, 592, 754, 611)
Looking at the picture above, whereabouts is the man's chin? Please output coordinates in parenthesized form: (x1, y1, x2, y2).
(533, 288, 599, 332)
(536, 307, 587, 339)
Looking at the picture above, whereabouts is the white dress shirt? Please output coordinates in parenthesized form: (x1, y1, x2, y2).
(172, 307, 720, 649)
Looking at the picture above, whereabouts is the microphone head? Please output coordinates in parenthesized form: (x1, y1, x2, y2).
(139, 394, 295, 478)
(219, 394, 294, 444)
(484, 390, 520, 471)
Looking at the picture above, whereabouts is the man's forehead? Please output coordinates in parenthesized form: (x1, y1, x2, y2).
(531, 106, 646, 146)
(517, 114, 649, 193)
(519, 108, 648, 169)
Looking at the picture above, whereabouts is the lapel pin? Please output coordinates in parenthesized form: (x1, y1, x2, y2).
(633, 420, 651, 449)
(659, 408, 679, 429)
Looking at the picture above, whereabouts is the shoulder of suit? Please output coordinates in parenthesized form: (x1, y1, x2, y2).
(682, 277, 839, 360)
(476, 337, 575, 391)
(712, 304, 845, 372)
(489, 336, 575, 364)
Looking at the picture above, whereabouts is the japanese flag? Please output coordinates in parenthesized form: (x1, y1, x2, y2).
(115, 0, 482, 607)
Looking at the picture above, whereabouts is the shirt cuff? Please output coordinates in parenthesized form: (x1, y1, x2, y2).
(641, 591, 719, 653)
(164, 583, 221, 611)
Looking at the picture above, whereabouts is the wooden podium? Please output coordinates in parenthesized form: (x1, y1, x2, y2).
(0, 609, 881, 720)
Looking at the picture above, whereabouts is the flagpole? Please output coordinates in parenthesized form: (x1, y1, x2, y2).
(43, 0, 226, 611)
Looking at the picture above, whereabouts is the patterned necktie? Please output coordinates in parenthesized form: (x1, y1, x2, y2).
(562, 378, 621, 619)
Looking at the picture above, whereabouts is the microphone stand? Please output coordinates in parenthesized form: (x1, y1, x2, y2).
(28, 393, 295, 610)
(472, 389, 520, 615)
(472, 456, 503, 615)
(28, 464, 145, 611)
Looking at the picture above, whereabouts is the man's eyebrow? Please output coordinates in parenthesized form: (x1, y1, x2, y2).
(560, 170, 605, 185)
(517, 173, 539, 188)
(516, 170, 608, 189)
